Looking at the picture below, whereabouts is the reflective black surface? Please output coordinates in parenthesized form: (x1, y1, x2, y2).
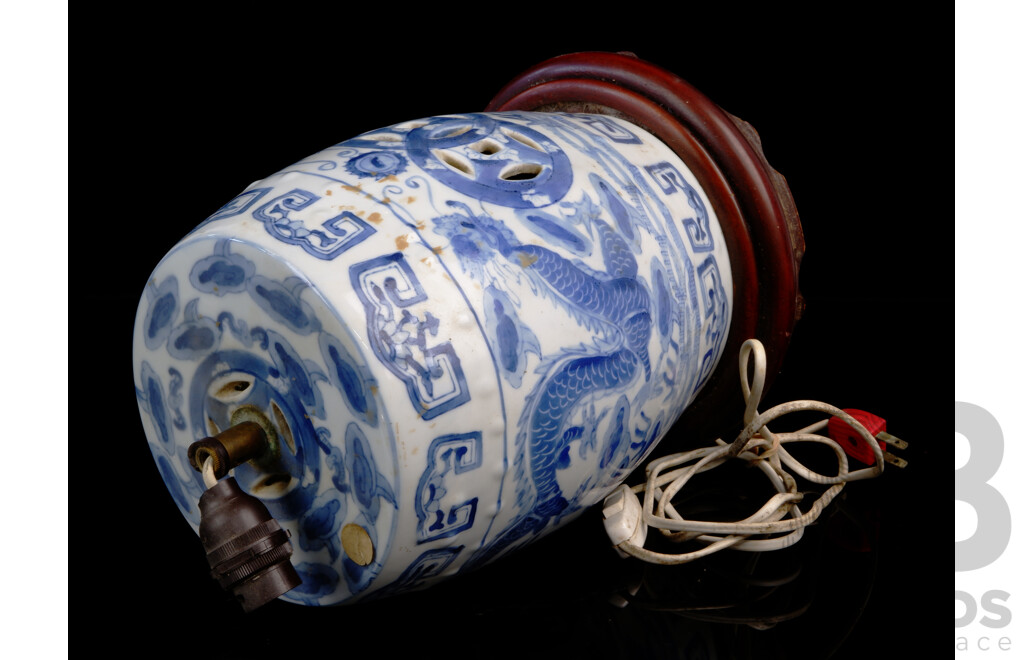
(85, 16, 944, 659)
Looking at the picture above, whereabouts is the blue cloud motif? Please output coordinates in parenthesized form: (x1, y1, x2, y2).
(265, 329, 325, 418)
(324, 441, 349, 494)
(653, 261, 674, 339)
(143, 276, 179, 350)
(189, 239, 255, 296)
(319, 332, 379, 428)
(167, 368, 187, 430)
(595, 395, 632, 490)
(248, 275, 322, 336)
(298, 489, 346, 562)
(168, 299, 221, 360)
(289, 562, 339, 606)
(518, 208, 592, 256)
(139, 361, 173, 447)
(344, 423, 396, 524)
(639, 413, 664, 456)
(592, 173, 639, 244)
(483, 286, 540, 389)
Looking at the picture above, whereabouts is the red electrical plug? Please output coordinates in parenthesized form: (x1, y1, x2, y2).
(828, 409, 908, 468)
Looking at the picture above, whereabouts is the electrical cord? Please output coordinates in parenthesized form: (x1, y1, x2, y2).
(603, 338, 889, 564)
(202, 456, 218, 489)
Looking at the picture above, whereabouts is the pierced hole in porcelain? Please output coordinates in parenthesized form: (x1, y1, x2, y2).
(271, 401, 296, 454)
(250, 472, 296, 498)
(499, 163, 543, 181)
(434, 124, 472, 139)
(501, 128, 542, 151)
(208, 374, 255, 403)
(469, 139, 502, 155)
(435, 150, 474, 178)
(363, 132, 402, 142)
(206, 416, 221, 436)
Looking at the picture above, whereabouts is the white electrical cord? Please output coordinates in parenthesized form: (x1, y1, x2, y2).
(202, 456, 218, 489)
(602, 338, 886, 564)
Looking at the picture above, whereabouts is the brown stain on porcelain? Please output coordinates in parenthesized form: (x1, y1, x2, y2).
(518, 252, 538, 268)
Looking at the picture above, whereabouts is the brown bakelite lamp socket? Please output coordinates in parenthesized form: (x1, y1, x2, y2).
(198, 477, 302, 612)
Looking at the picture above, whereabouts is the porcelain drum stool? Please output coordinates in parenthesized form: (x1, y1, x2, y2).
(132, 52, 803, 608)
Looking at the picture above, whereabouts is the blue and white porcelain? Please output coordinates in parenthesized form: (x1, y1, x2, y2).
(133, 110, 733, 605)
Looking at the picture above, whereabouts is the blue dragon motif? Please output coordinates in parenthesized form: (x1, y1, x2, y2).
(432, 189, 654, 566)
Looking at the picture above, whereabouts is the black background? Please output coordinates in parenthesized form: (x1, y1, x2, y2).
(85, 13, 945, 659)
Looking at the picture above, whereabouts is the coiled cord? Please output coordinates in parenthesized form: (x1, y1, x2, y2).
(604, 338, 886, 564)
